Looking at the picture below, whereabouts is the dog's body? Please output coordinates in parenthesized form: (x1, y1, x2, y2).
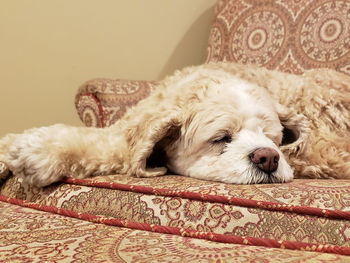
(0, 62, 349, 187)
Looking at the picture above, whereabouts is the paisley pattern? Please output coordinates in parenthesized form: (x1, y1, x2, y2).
(1, 201, 348, 262)
(1, 174, 349, 254)
(207, 0, 350, 75)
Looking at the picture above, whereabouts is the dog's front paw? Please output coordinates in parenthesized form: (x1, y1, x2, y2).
(5, 127, 67, 187)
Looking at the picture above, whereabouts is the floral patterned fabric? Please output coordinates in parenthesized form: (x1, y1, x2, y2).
(1, 201, 348, 263)
(1, 174, 349, 257)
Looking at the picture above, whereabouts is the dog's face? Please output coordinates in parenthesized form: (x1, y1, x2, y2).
(160, 77, 294, 184)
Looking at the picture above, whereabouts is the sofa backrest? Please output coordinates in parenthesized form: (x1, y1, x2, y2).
(206, 0, 350, 76)
(76, 0, 350, 127)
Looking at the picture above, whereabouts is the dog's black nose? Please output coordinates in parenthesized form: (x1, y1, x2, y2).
(249, 147, 279, 174)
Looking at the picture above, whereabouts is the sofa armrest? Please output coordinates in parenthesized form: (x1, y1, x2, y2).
(75, 78, 159, 127)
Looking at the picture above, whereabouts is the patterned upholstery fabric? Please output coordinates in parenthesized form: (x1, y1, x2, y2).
(1, 201, 348, 262)
(1, 175, 350, 257)
(207, 0, 350, 75)
(75, 78, 158, 127)
(2, 1, 349, 260)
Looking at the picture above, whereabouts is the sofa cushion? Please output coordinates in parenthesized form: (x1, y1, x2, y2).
(1, 174, 349, 256)
(2, 201, 349, 262)
(206, 0, 350, 76)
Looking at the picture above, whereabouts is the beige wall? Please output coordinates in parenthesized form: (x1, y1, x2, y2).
(0, 0, 216, 137)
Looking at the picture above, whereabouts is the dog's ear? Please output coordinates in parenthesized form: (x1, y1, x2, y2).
(275, 102, 310, 154)
(126, 113, 182, 178)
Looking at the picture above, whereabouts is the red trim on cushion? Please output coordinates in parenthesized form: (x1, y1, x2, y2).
(63, 177, 350, 221)
(0, 194, 349, 256)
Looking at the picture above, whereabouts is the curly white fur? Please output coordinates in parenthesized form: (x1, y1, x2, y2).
(0, 62, 349, 187)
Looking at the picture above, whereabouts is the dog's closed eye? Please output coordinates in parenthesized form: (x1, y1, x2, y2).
(211, 134, 232, 144)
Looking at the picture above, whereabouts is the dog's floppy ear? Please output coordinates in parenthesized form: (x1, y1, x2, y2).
(275, 103, 310, 154)
(126, 112, 182, 178)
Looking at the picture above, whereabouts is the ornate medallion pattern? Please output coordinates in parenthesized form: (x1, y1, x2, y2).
(207, 0, 350, 75)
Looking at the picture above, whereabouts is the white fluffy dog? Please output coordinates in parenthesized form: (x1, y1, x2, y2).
(0, 62, 349, 187)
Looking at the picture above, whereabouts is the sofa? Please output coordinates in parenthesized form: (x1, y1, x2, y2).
(1, 0, 349, 262)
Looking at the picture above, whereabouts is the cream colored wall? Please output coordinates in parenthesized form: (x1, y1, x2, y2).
(0, 0, 216, 137)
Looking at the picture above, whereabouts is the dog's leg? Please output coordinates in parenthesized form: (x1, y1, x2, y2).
(0, 124, 128, 187)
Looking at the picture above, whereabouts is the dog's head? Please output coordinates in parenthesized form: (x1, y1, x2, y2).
(127, 73, 305, 184)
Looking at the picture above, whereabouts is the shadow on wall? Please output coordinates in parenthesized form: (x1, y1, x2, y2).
(158, 4, 215, 79)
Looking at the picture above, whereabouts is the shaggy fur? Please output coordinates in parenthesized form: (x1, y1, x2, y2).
(0, 62, 349, 187)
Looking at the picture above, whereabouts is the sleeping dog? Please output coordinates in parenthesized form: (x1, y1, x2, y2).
(0, 62, 349, 186)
